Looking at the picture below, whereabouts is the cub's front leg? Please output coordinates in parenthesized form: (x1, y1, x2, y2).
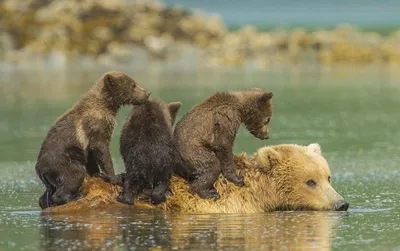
(215, 147, 244, 186)
(91, 143, 121, 185)
(212, 115, 244, 187)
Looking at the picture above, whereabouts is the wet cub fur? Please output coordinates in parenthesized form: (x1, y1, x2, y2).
(174, 88, 273, 199)
(35, 71, 150, 209)
(117, 98, 182, 205)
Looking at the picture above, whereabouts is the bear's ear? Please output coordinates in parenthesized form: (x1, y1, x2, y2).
(168, 101, 182, 124)
(307, 143, 322, 155)
(258, 92, 273, 103)
(103, 73, 116, 86)
(253, 146, 281, 172)
(246, 87, 262, 92)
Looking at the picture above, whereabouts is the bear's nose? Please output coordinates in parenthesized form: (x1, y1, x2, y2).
(334, 200, 349, 211)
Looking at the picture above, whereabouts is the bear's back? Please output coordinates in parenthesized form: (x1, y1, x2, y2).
(120, 100, 175, 158)
(175, 92, 240, 130)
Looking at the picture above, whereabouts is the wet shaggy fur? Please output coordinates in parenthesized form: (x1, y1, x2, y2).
(35, 71, 150, 210)
(173, 88, 273, 199)
(43, 143, 349, 214)
(117, 98, 183, 206)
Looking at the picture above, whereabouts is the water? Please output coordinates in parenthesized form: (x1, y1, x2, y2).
(161, 0, 400, 31)
(1, 66, 400, 250)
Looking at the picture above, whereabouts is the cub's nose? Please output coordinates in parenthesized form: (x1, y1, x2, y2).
(335, 200, 349, 211)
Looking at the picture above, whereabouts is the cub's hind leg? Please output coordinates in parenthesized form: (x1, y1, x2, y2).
(117, 170, 145, 206)
(188, 148, 221, 200)
(50, 165, 86, 206)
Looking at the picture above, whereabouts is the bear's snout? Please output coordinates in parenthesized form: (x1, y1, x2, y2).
(254, 132, 269, 140)
(334, 200, 349, 211)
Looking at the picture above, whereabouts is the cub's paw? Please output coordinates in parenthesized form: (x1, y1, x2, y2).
(225, 173, 245, 187)
(39, 190, 55, 210)
(116, 173, 126, 184)
(93, 172, 108, 180)
(109, 176, 124, 186)
(72, 193, 85, 201)
(197, 189, 221, 200)
(94, 173, 123, 186)
(116, 193, 134, 206)
(151, 194, 167, 205)
(151, 187, 170, 205)
(165, 188, 173, 197)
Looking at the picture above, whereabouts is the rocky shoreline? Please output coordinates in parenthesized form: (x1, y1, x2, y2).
(1, 0, 400, 69)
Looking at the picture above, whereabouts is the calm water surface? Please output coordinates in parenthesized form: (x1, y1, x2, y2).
(161, 0, 400, 29)
(0, 66, 400, 250)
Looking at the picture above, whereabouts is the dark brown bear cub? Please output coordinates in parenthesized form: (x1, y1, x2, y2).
(174, 88, 273, 199)
(117, 98, 182, 206)
(35, 71, 150, 209)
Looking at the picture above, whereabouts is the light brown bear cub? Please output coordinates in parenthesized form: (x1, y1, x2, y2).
(35, 71, 150, 209)
(174, 88, 273, 199)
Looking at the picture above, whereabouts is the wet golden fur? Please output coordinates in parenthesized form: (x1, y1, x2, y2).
(44, 143, 347, 214)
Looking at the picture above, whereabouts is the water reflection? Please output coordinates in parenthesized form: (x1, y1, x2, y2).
(40, 213, 121, 250)
(120, 210, 172, 250)
(170, 212, 347, 250)
(39, 209, 347, 250)
(40, 209, 172, 251)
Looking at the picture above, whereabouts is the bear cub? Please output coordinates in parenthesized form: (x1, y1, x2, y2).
(117, 98, 182, 205)
(35, 71, 150, 209)
(174, 88, 273, 199)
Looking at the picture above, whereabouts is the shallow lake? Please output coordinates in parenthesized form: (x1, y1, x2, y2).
(0, 66, 399, 250)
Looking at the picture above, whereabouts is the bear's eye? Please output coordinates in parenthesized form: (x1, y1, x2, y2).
(306, 179, 317, 188)
(328, 176, 331, 183)
(264, 117, 270, 124)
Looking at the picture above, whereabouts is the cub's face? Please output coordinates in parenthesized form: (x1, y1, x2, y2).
(254, 144, 349, 211)
(103, 71, 151, 105)
(244, 92, 273, 140)
(129, 83, 150, 105)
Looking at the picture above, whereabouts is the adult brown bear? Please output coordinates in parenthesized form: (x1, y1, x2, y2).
(43, 143, 349, 214)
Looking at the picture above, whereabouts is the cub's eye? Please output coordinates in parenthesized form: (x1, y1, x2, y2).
(328, 176, 331, 183)
(306, 179, 317, 188)
(264, 117, 270, 124)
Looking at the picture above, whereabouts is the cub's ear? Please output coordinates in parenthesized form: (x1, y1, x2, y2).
(168, 101, 182, 124)
(246, 87, 262, 92)
(252, 146, 281, 172)
(103, 72, 116, 86)
(307, 143, 322, 155)
(258, 92, 273, 103)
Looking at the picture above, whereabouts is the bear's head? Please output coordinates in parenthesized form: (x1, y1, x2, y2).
(251, 143, 349, 211)
(238, 89, 273, 140)
(132, 98, 182, 130)
(100, 71, 151, 106)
